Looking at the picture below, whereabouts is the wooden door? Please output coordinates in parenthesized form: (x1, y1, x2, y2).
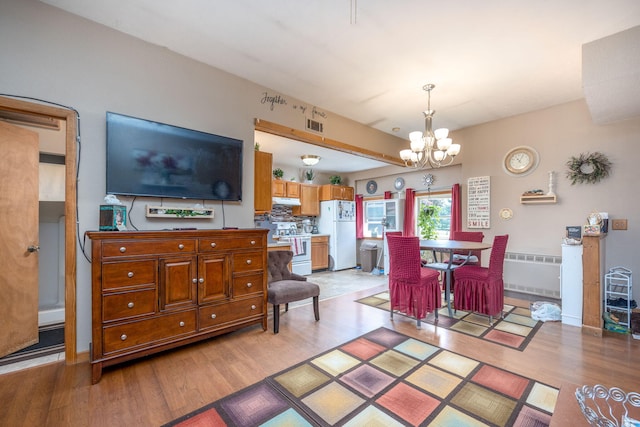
(0, 121, 40, 357)
(159, 256, 198, 311)
(198, 254, 230, 304)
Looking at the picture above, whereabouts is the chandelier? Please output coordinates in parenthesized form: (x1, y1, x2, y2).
(400, 84, 461, 168)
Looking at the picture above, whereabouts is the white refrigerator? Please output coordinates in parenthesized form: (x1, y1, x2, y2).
(318, 200, 356, 271)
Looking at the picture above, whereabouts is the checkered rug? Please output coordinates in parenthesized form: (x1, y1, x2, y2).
(164, 327, 558, 426)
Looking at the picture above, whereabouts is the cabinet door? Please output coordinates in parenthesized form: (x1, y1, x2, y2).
(342, 186, 354, 201)
(293, 184, 319, 216)
(311, 237, 329, 270)
(286, 182, 300, 198)
(254, 150, 273, 212)
(272, 180, 285, 197)
(159, 256, 197, 311)
(198, 254, 230, 304)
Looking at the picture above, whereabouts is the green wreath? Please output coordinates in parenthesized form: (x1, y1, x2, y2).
(566, 152, 611, 185)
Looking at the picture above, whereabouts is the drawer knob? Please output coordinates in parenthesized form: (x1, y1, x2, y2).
(246, 259, 252, 265)
(179, 321, 185, 327)
(247, 282, 253, 288)
(210, 242, 217, 248)
(211, 313, 217, 319)
(127, 302, 134, 309)
(192, 278, 197, 284)
(251, 305, 257, 310)
(178, 244, 185, 250)
(119, 247, 126, 253)
(127, 272, 134, 278)
(199, 278, 204, 283)
(250, 240, 256, 245)
(121, 334, 127, 341)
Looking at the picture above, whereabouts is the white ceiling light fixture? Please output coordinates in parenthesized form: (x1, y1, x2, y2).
(400, 84, 461, 168)
(301, 154, 320, 166)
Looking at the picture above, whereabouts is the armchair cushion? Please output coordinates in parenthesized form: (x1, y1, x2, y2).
(268, 280, 319, 306)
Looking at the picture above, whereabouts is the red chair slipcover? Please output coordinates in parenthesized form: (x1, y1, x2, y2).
(453, 235, 509, 323)
(443, 230, 485, 291)
(387, 235, 441, 326)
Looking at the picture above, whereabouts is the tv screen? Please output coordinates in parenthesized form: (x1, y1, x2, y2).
(106, 112, 243, 201)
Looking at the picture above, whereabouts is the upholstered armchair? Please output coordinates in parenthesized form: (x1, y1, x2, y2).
(267, 250, 320, 333)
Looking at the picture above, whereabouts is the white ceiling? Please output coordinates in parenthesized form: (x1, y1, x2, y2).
(41, 0, 640, 171)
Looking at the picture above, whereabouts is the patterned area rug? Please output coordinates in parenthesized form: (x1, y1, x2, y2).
(356, 291, 543, 351)
(164, 327, 558, 426)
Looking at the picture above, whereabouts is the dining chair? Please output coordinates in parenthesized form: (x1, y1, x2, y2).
(267, 250, 320, 333)
(442, 230, 485, 291)
(452, 234, 509, 324)
(387, 235, 441, 327)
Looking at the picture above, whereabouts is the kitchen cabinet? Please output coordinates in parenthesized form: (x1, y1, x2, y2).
(582, 235, 605, 336)
(311, 235, 329, 271)
(293, 184, 320, 216)
(87, 229, 267, 383)
(272, 180, 300, 198)
(254, 150, 272, 213)
(320, 184, 354, 201)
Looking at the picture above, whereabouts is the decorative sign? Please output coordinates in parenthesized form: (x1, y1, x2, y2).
(467, 176, 491, 229)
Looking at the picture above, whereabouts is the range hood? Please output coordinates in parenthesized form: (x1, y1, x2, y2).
(272, 197, 301, 206)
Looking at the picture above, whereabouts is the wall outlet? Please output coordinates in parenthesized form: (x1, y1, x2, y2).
(612, 219, 628, 230)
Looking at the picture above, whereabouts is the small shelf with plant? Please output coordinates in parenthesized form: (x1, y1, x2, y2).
(146, 205, 214, 219)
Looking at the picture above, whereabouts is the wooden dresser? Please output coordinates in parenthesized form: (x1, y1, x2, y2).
(87, 229, 267, 383)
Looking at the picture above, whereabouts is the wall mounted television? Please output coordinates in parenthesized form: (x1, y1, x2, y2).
(106, 112, 243, 201)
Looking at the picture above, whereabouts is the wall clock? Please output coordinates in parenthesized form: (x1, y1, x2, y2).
(366, 180, 377, 194)
(394, 177, 405, 191)
(503, 146, 539, 176)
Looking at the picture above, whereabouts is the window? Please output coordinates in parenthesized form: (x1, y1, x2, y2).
(415, 190, 452, 240)
(363, 199, 399, 238)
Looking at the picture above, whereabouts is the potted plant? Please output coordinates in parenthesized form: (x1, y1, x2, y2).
(417, 204, 442, 240)
(304, 169, 315, 183)
(272, 168, 284, 179)
(329, 175, 342, 185)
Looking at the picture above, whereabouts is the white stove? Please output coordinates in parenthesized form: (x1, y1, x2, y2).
(273, 223, 312, 275)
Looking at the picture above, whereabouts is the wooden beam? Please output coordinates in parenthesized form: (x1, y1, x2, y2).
(255, 118, 405, 167)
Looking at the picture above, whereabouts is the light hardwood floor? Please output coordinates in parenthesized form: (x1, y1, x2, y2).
(0, 273, 638, 426)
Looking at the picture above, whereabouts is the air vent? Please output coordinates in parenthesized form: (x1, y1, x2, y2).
(306, 118, 324, 133)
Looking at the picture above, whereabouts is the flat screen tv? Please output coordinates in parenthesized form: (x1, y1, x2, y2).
(106, 112, 243, 201)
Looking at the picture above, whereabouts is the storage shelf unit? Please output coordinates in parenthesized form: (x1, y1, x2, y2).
(604, 266, 633, 327)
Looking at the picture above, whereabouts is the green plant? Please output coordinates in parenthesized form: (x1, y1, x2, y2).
(304, 169, 315, 181)
(417, 204, 442, 240)
(329, 175, 342, 185)
(566, 152, 611, 185)
(254, 142, 260, 151)
(273, 168, 284, 179)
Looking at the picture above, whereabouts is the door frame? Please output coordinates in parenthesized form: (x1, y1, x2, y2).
(0, 95, 78, 364)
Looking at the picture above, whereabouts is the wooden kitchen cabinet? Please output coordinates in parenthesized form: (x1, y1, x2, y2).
(320, 184, 354, 201)
(88, 229, 267, 383)
(254, 150, 272, 213)
(311, 235, 329, 271)
(582, 235, 605, 336)
(272, 180, 300, 198)
(293, 184, 320, 216)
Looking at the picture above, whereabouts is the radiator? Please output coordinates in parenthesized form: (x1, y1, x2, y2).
(503, 252, 562, 299)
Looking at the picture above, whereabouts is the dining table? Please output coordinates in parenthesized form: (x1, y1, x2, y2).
(419, 239, 493, 317)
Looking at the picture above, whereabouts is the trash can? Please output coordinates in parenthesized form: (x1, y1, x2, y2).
(360, 243, 378, 272)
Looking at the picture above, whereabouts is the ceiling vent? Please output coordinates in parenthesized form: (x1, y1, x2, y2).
(306, 118, 324, 133)
(582, 25, 640, 125)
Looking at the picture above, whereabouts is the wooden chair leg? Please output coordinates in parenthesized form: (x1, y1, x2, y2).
(273, 304, 280, 334)
(313, 296, 319, 321)
(285, 303, 289, 312)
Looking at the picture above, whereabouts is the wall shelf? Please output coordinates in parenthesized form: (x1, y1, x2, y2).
(520, 194, 557, 204)
(145, 205, 214, 219)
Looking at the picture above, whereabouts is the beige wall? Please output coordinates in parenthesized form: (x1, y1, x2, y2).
(2, 0, 639, 352)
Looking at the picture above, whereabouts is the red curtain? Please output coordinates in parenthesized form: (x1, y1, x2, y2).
(355, 194, 364, 239)
(403, 188, 416, 236)
(384, 191, 392, 199)
(450, 183, 462, 234)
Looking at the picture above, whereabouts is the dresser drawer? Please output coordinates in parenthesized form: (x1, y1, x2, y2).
(232, 272, 264, 297)
(102, 239, 196, 258)
(199, 296, 264, 330)
(199, 235, 264, 252)
(103, 310, 197, 354)
(102, 260, 157, 291)
(233, 250, 264, 272)
(103, 289, 157, 322)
